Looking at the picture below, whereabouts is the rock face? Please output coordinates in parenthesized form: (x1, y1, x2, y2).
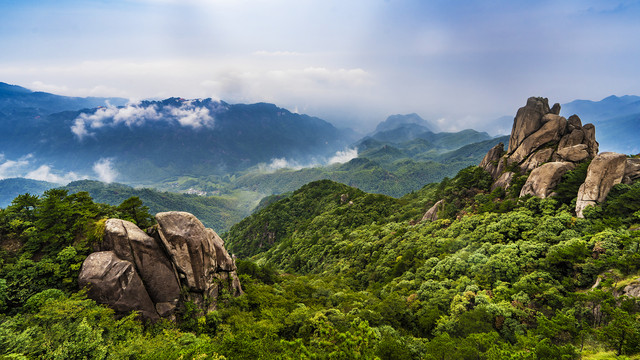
(78, 212, 242, 321)
(575, 152, 629, 217)
(422, 199, 445, 222)
(480, 97, 599, 199)
(519, 162, 575, 198)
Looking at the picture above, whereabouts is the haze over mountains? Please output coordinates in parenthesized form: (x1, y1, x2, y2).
(0, 81, 638, 211)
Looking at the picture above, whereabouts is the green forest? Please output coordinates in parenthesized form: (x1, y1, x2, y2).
(2, 163, 640, 359)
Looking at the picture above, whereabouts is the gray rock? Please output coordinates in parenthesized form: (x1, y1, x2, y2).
(78, 251, 159, 321)
(576, 152, 627, 217)
(492, 171, 514, 191)
(508, 97, 551, 154)
(520, 162, 575, 198)
(102, 219, 181, 307)
(479, 143, 505, 180)
(558, 129, 585, 150)
(624, 158, 640, 184)
(509, 114, 567, 165)
(582, 123, 599, 157)
(206, 228, 236, 272)
(550, 103, 561, 115)
(80, 212, 243, 321)
(557, 144, 589, 162)
(567, 115, 582, 131)
(422, 199, 445, 222)
(156, 211, 217, 292)
(520, 148, 554, 172)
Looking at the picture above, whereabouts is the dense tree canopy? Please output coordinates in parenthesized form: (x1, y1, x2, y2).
(2, 166, 640, 359)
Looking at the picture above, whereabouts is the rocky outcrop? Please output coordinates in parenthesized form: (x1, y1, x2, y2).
(575, 152, 628, 217)
(508, 97, 551, 154)
(481, 97, 599, 199)
(519, 162, 575, 198)
(422, 199, 444, 222)
(79, 212, 242, 321)
(78, 252, 159, 321)
(479, 143, 505, 179)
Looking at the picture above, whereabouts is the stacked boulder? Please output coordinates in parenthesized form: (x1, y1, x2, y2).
(476, 96, 640, 218)
(78, 211, 242, 321)
(480, 97, 598, 198)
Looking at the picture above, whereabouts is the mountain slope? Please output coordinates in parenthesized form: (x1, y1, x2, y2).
(0, 89, 356, 182)
(0, 178, 59, 207)
(61, 180, 260, 232)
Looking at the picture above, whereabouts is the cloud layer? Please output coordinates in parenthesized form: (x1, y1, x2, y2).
(0, 154, 121, 185)
(71, 102, 215, 140)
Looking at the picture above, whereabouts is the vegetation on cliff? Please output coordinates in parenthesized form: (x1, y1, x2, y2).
(2, 164, 640, 359)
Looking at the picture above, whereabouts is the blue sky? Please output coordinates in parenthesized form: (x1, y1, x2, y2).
(1, 0, 639, 133)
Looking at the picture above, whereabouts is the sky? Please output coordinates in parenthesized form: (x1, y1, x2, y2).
(1, 0, 639, 135)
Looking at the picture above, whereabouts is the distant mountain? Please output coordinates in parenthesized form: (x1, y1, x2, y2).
(0, 178, 59, 207)
(0, 82, 128, 115)
(374, 113, 435, 133)
(560, 95, 640, 154)
(0, 85, 357, 182)
(233, 132, 506, 198)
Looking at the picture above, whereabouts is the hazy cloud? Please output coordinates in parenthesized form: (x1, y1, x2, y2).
(25, 165, 82, 184)
(0, 154, 85, 184)
(328, 148, 358, 165)
(93, 158, 118, 183)
(168, 104, 213, 128)
(71, 102, 214, 139)
(0, 154, 31, 179)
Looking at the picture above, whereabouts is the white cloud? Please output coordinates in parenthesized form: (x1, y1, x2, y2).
(93, 158, 118, 183)
(167, 104, 214, 128)
(328, 148, 358, 165)
(0, 156, 31, 180)
(25, 165, 83, 184)
(71, 102, 216, 139)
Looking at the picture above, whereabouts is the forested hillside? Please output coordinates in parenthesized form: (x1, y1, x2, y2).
(2, 159, 640, 358)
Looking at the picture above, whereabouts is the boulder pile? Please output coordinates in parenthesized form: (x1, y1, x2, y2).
(480, 97, 598, 198)
(78, 211, 242, 321)
(424, 96, 640, 221)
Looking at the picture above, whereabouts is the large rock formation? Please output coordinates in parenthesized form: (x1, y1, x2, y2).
(480, 97, 599, 200)
(78, 212, 242, 321)
(519, 162, 575, 198)
(575, 153, 638, 217)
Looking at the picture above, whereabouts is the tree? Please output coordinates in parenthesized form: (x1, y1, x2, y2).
(116, 196, 155, 229)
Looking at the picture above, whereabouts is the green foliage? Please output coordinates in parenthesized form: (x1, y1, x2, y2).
(3, 160, 640, 358)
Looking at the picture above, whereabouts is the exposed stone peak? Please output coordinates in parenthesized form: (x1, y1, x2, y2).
(79, 212, 242, 321)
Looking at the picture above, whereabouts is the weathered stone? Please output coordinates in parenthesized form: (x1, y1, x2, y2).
(156, 211, 217, 292)
(102, 219, 181, 307)
(550, 103, 561, 115)
(508, 97, 551, 154)
(492, 171, 514, 191)
(557, 144, 589, 162)
(576, 152, 627, 217)
(520, 162, 575, 198)
(623, 279, 640, 298)
(479, 143, 505, 179)
(567, 115, 582, 131)
(558, 129, 585, 150)
(422, 199, 444, 222)
(520, 148, 554, 172)
(206, 228, 236, 272)
(582, 124, 599, 157)
(624, 158, 640, 184)
(80, 212, 243, 322)
(509, 114, 567, 165)
(78, 251, 159, 321)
